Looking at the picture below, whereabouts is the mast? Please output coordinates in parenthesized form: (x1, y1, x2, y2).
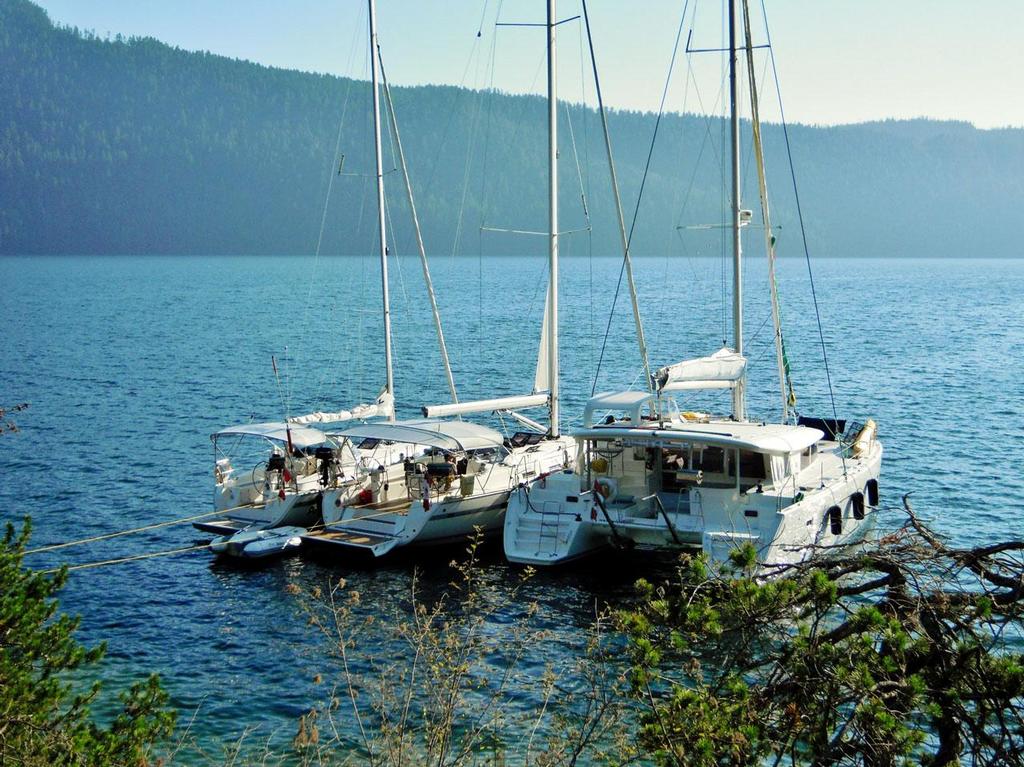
(728, 0, 745, 421)
(368, 0, 394, 420)
(546, 0, 560, 437)
(377, 49, 459, 408)
(741, 0, 790, 422)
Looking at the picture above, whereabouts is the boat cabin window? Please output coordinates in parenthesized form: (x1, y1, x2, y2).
(738, 450, 767, 482)
(660, 446, 694, 492)
(693, 446, 725, 475)
(678, 445, 732, 489)
(508, 431, 545, 448)
(469, 446, 507, 462)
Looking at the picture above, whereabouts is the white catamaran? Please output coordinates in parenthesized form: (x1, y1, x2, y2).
(504, 0, 883, 571)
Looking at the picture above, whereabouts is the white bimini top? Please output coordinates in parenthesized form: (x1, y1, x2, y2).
(212, 422, 330, 449)
(328, 419, 505, 453)
(574, 420, 823, 456)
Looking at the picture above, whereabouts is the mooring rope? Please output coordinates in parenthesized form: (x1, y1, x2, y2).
(22, 505, 257, 556)
(28, 487, 451, 571)
(41, 544, 210, 574)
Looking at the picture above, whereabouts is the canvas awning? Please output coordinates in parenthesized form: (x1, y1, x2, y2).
(583, 390, 655, 428)
(212, 422, 330, 449)
(573, 422, 823, 456)
(328, 419, 505, 453)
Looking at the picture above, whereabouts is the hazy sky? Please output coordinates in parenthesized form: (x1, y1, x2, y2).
(31, 0, 1023, 129)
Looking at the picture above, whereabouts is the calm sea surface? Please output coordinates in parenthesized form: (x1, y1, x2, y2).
(2, 254, 1023, 759)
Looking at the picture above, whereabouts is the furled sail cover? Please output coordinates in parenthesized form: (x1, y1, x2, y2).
(533, 284, 551, 394)
(288, 391, 394, 425)
(652, 348, 746, 392)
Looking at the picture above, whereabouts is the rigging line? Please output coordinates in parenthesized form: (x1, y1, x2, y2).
(23, 509, 239, 555)
(416, 42, 482, 219)
(660, 3, 694, 312)
(478, 47, 548, 233)
(295, 16, 369, 412)
(665, 29, 708, 307)
(271, 354, 291, 427)
(759, 0, 843, 432)
(582, 0, 652, 397)
(575, 16, 595, 372)
(477, 3, 502, 236)
(564, 102, 590, 222)
(43, 544, 209, 574)
(295, 5, 366, 409)
(475, 2, 504, 358)
(476, 0, 491, 36)
(744, 309, 773, 350)
(669, 14, 726, 331)
(450, 93, 482, 260)
(450, 34, 491, 264)
(381, 185, 410, 306)
(590, 0, 691, 397)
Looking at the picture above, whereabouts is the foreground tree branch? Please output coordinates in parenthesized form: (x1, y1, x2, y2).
(619, 496, 1024, 766)
(0, 518, 177, 766)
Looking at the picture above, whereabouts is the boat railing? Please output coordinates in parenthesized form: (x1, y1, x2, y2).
(481, 455, 501, 490)
(510, 451, 537, 486)
(592, 490, 625, 545)
(643, 493, 683, 546)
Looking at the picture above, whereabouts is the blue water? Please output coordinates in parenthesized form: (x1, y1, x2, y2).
(2, 254, 1023, 759)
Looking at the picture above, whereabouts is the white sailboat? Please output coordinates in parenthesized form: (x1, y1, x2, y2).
(199, 421, 346, 536)
(304, 0, 574, 559)
(504, 0, 883, 571)
(198, 1, 459, 556)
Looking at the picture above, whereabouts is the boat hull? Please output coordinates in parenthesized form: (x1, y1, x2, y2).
(505, 442, 884, 571)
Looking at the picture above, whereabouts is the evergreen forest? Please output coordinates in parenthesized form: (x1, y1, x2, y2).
(2, 0, 1022, 257)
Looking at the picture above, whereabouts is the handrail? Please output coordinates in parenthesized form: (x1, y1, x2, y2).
(592, 488, 625, 546)
(642, 492, 682, 546)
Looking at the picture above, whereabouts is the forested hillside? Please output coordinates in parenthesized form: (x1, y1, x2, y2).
(1, 0, 1021, 257)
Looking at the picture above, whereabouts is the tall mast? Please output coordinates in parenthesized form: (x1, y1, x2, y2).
(740, 0, 790, 422)
(368, 0, 394, 420)
(546, 0, 560, 437)
(377, 49, 459, 408)
(728, 0, 745, 421)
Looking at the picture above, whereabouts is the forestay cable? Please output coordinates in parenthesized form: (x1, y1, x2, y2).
(759, 0, 842, 435)
(589, 0, 691, 396)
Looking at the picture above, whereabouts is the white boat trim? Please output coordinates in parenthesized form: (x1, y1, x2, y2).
(329, 419, 505, 453)
(212, 422, 329, 448)
(422, 393, 549, 419)
(574, 423, 825, 456)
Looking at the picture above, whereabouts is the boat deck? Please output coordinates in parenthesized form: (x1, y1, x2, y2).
(193, 518, 249, 535)
(302, 529, 394, 549)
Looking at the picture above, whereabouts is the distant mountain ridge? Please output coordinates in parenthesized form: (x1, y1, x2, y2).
(1, 0, 1021, 257)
